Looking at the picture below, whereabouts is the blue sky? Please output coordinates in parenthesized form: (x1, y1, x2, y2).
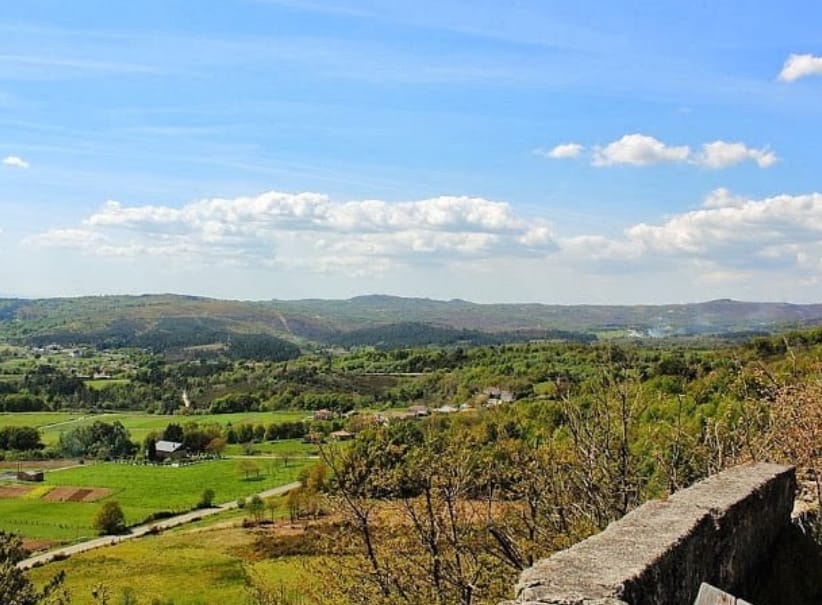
(1, 0, 822, 303)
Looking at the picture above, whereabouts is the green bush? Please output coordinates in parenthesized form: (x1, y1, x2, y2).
(197, 488, 216, 508)
(93, 501, 126, 535)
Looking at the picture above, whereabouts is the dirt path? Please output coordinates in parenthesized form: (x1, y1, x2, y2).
(43, 463, 88, 473)
(39, 414, 117, 431)
(16, 481, 302, 571)
(0, 459, 86, 473)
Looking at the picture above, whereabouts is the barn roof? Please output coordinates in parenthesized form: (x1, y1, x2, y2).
(155, 440, 184, 453)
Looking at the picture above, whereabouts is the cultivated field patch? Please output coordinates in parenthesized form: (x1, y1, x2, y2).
(42, 486, 113, 502)
(0, 484, 33, 498)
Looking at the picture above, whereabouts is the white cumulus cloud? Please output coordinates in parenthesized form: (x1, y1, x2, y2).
(20, 187, 822, 300)
(27, 190, 557, 274)
(2, 155, 30, 169)
(592, 134, 691, 166)
(700, 188, 748, 209)
(778, 53, 822, 82)
(696, 141, 777, 169)
(536, 143, 584, 159)
(582, 134, 776, 169)
(561, 189, 822, 274)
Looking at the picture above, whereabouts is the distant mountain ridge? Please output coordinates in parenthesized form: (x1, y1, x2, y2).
(1, 294, 821, 349)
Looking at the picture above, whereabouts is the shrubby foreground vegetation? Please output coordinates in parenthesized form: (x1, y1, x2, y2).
(3, 327, 822, 604)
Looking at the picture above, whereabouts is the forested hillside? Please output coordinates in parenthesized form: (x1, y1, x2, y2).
(2, 295, 821, 352)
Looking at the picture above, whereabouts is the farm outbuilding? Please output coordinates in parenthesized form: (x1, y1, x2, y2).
(155, 440, 187, 461)
(16, 470, 44, 482)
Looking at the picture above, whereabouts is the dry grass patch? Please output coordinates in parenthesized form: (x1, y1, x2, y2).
(22, 537, 60, 552)
(24, 485, 54, 500)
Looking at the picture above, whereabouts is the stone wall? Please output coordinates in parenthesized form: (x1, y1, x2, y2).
(502, 463, 796, 605)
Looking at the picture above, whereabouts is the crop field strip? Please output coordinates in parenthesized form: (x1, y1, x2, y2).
(42, 486, 112, 502)
(0, 484, 33, 498)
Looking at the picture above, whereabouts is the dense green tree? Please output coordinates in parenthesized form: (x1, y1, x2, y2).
(209, 393, 261, 414)
(0, 393, 47, 412)
(0, 426, 43, 451)
(265, 421, 306, 441)
(58, 421, 135, 459)
(144, 435, 157, 461)
(93, 501, 126, 535)
(162, 423, 184, 443)
(236, 423, 255, 444)
(227, 333, 301, 362)
(198, 488, 216, 508)
(181, 423, 222, 453)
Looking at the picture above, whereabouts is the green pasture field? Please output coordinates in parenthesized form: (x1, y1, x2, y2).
(83, 379, 131, 390)
(28, 518, 315, 605)
(0, 458, 308, 541)
(224, 439, 319, 457)
(0, 410, 310, 445)
(0, 358, 35, 373)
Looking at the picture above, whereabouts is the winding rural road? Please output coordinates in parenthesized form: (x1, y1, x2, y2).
(17, 481, 301, 571)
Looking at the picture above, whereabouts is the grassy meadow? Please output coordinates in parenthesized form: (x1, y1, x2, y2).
(0, 457, 309, 542)
(83, 379, 131, 390)
(223, 439, 318, 457)
(27, 514, 314, 605)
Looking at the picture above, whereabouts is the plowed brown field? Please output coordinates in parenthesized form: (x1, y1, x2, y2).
(42, 486, 112, 502)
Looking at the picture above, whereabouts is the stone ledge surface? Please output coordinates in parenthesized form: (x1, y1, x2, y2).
(502, 463, 795, 605)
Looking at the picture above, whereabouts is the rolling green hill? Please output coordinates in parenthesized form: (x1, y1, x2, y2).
(1, 294, 822, 350)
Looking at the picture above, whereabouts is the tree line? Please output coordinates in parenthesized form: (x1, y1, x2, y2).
(0, 417, 319, 460)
